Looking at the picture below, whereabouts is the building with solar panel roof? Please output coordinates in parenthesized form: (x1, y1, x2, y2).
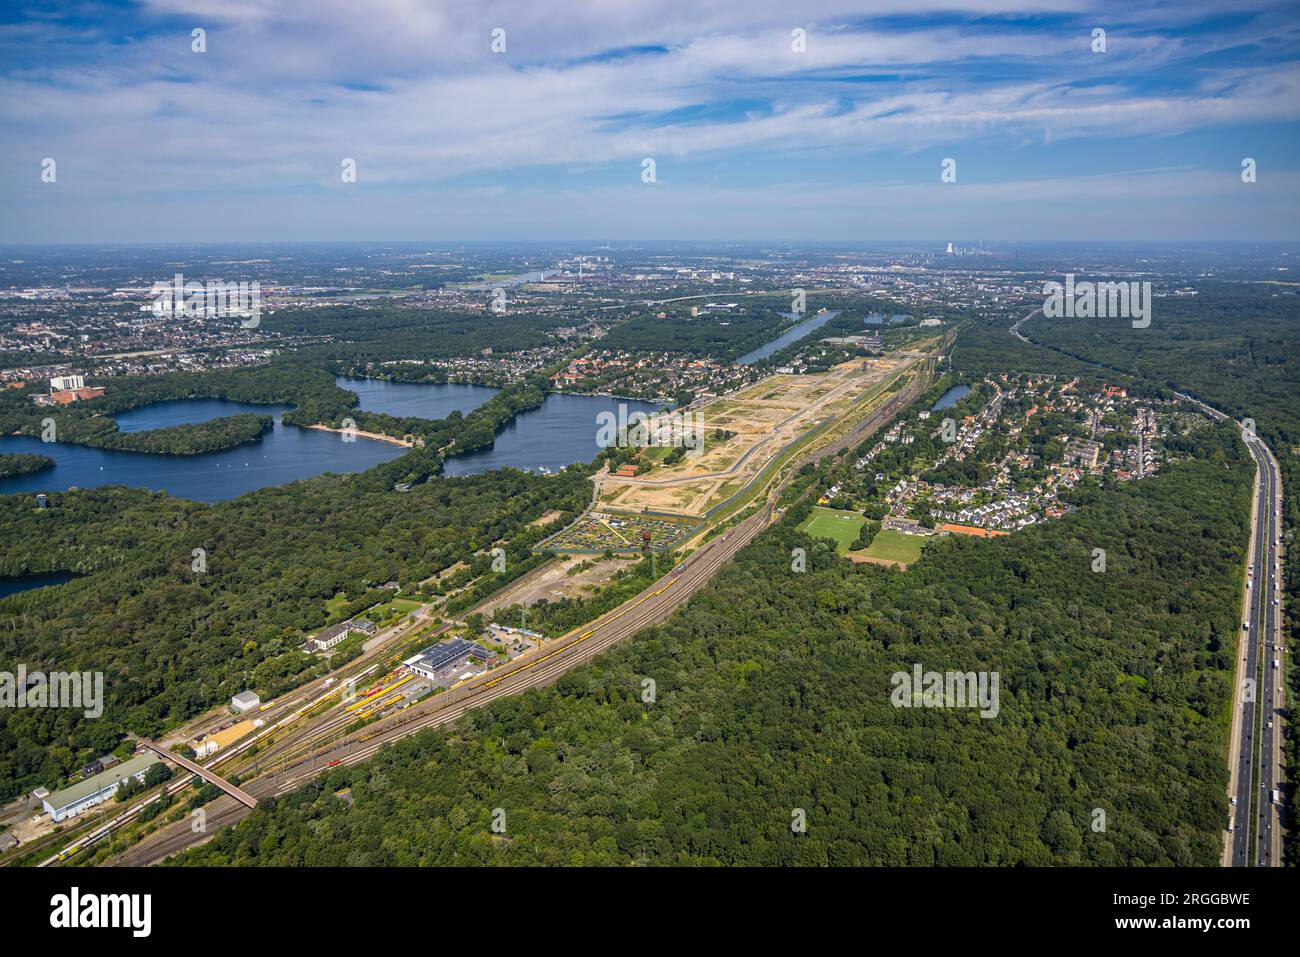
(404, 638, 495, 682)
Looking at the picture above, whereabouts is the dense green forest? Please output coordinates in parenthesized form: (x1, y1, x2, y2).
(0, 461, 591, 802)
(177, 424, 1250, 865)
(262, 303, 573, 366)
(597, 293, 939, 363)
(999, 283, 1300, 863)
(0, 336, 614, 803)
(10, 412, 273, 455)
(1, 284, 1285, 865)
(1022, 284, 1299, 451)
(599, 297, 807, 360)
(0, 453, 54, 478)
(0, 366, 345, 454)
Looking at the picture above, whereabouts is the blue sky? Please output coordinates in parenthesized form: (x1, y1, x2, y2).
(2, 0, 1299, 241)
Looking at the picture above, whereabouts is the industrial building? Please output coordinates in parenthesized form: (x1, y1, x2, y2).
(32, 384, 106, 406)
(821, 334, 885, 354)
(193, 717, 264, 758)
(41, 753, 160, 823)
(404, 638, 494, 682)
(231, 690, 260, 712)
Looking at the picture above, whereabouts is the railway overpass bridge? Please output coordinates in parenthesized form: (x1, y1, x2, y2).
(138, 740, 258, 809)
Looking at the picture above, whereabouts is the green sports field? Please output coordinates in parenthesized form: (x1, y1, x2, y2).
(799, 507, 865, 553)
(860, 528, 925, 564)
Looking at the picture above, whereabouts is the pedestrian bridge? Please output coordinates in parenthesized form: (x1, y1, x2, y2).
(138, 740, 258, 809)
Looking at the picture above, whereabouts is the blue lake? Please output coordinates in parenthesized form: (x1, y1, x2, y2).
(0, 387, 673, 498)
(0, 571, 78, 598)
(0, 399, 406, 503)
(443, 394, 662, 476)
(737, 309, 841, 365)
(112, 398, 290, 433)
(336, 376, 499, 420)
(932, 384, 972, 410)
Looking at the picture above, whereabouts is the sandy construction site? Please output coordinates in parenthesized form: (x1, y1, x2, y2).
(596, 353, 916, 518)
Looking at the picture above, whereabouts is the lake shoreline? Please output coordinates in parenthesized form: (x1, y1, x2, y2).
(306, 424, 416, 448)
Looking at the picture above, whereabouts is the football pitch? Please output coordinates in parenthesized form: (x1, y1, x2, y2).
(800, 507, 865, 553)
(861, 528, 925, 564)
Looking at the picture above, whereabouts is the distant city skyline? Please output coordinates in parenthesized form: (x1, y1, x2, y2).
(2, 0, 1299, 242)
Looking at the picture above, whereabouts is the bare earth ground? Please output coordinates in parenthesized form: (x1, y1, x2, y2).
(845, 552, 910, 570)
(598, 355, 910, 517)
(419, 560, 467, 586)
(475, 555, 638, 617)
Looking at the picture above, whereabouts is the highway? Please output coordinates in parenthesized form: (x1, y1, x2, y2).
(1164, 392, 1286, 868)
(1011, 310, 1287, 868)
(1226, 425, 1285, 866)
(105, 356, 935, 866)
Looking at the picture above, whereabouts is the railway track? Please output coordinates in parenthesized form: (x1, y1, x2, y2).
(278, 508, 769, 784)
(107, 357, 935, 866)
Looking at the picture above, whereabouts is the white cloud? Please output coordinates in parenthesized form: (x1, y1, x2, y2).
(0, 0, 1296, 239)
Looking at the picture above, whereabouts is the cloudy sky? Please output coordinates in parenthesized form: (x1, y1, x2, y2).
(2, 0, 1299, 242)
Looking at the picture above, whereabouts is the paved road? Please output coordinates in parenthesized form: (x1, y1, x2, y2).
(1163, 392, 1286, 869)
(1228, 428, 1285, 866)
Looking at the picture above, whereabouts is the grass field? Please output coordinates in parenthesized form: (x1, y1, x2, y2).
(860, 528, 926, 564)
(800, 507, 865, 553)
(369, 597, 423, 620)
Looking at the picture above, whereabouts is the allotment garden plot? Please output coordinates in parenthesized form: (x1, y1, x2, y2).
(537, 510, 702, 554)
